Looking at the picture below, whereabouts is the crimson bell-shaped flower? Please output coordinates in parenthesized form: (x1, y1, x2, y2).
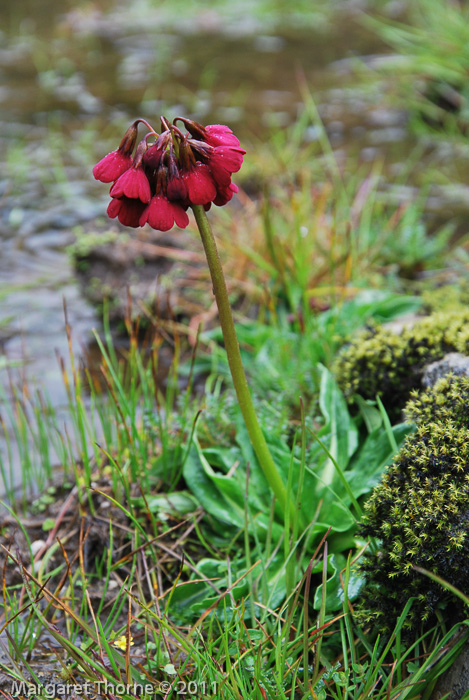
(107, 196, 147, 228)
(204, 124, 242, 148)
(181, 162, 217, 206)
(139, 194, 189, 232)
(167, 173, 187, 201)
(110, 140, 151, 204)
(92, 122, 138, 183)
(207, 145, 246, 188)
(93, 151, 132, 184)
(110, 167, 151, 203)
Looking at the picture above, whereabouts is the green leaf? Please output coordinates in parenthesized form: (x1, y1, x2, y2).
(201, 446, 242, 473)
(168, 558, 250, 622)
(355, 396, 382, 433)
(163, 664, 177, 675)
(184, 426, 290, 543)
(134, 491, 198, 516)
(234, 409, 286, 509)
(346, 422, 414, 498)
(317, 366, 358, 489)
(346, 289, 421, 323)
(313, 554, 365, 611)
(183, 439, 245, 529)
(312, 499, 356, 533)
(42, 518, 55, 532)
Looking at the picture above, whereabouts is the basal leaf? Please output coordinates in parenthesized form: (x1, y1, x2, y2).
(346, 422, 414, 498)
(313, 554, 365, 611)
(316, 365, 358, 488)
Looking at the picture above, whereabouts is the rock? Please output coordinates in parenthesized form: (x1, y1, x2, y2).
(431, 638, 469, 700)
(422, 352, 469, 389)
(24, 229, 77, 252)
(30, 539, 46, 556)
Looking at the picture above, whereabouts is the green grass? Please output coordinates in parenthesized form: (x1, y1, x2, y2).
(362, 0, 469, 139)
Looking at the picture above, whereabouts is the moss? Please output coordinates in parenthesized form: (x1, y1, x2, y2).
(405, 374, 469, 429)
(357, 376, 469, 635)
(420, 281, 469, 315)
(69, 228, 123, 259)
(333, 324, 412, 415)
(455, 326, 469, 356)
(402, 310, 469, 361)
(334, 309, 469, 417)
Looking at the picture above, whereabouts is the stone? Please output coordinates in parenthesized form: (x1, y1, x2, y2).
(431, 637, 469, 700)
(422, 352, 469, 389)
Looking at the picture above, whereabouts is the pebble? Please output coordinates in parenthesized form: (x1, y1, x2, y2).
(31, 539, 47, 556)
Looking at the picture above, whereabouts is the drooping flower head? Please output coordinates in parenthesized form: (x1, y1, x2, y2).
(93, 116, 245, 232)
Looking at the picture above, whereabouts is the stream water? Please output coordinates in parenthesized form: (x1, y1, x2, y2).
(1, 0, 469, 491)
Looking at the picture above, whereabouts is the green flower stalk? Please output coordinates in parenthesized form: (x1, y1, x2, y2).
(192, 204, 294, 522)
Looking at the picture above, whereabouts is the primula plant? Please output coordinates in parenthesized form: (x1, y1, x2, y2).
(93, 116, 296, 523)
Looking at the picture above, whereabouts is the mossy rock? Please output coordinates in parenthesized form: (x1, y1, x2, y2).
(334, 309, 469, 418)
(357, 375, 469, 635)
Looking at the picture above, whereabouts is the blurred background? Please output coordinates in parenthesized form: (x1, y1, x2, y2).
(0, 0, 381, 394)
(2, 0, 469, 487)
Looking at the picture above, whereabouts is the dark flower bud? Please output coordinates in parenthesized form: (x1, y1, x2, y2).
(174, 117, 206, 141)
(118, 121, 139, 156)
(143, 131, 171, 169)
(166, 150, 187, 201)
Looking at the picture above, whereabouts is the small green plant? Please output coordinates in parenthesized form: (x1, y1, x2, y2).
(92, 116, 301, 525)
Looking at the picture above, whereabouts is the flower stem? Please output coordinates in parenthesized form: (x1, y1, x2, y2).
(192, 204, 295, 523)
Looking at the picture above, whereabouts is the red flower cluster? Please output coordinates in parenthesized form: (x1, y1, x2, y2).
(93, 117, 245, 232)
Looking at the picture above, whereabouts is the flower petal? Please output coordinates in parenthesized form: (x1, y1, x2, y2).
(107, 198, 120, 218)
(183, 163, 217, 205)
(211, 146, 245, 173)
(108, 197, 146, 227)
(213, 182, 238, 207)
(172, 203, 189, 229)
(110, 167, 151, 203)
(140, 195, 188, 231)
(143, 143, 164, 169)
(93, 150, 132, 183)
(205, 124, 241, 148)
(167, 174, 187, 201)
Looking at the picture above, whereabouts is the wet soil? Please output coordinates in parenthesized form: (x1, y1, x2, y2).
(73, 227, 208, 326)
